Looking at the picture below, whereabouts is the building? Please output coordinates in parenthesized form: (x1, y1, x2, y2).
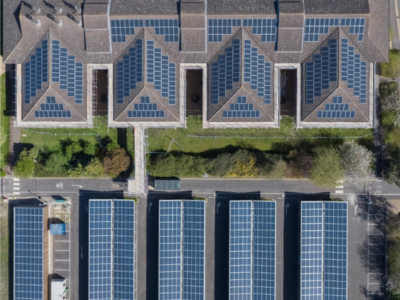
(88, 199, 136, 300)
(300, 201, 348, 300)
(2, 0, 388, 129)
(13, 206, 49, 300)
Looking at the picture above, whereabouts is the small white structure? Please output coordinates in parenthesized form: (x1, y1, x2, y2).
(51, 279, 67, 300)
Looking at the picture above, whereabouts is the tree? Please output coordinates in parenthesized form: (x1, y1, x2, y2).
(148, 153, 207, 177)
(45, 152, 67, 173)
(338, 141, 375, 189)
(14, 158, 35, 178)
(309, 147, 343, 188)
(226, 150, 258, 177)
(19, 147, 39, 160)
(85, 158, 104, 177)
(286, 150, 313, 178)
(84, 143, 96, 156)
(103, 148, 130, 177)
(65, 142, 82, 160)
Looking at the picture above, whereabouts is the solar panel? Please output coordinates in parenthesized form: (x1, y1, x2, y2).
(244, 40, 272, 104)
(243, 19, 277, 42)
(305, 39, 337, 104)
(52, 40, 83, 104)
(34, 96, 72, 118)
(145, 19, 179, 42)
(340, 18, 365, 41)
(14, 207, 45, 300)
(304, 18, 339, 42)
(341, 38, 367, 103)
(146, 41, 176, 104)
(183, 201, 205, 300)
(128, 96, 165, 118)
(159, 200, 182, 300)
(208, 19, 241, 42)
(317, 96, 356, 119)
(222, 96, 261, 118)
(24, 40, 48, 104)
(300, 202, 324, 300)
(89, 200, 112, 300)
(116, 39, 143, 103)
(113, 200, 135, 300)
(111, 19, 144, 43)
(211, 39, 240, 104)
(324, 202, 348, 300)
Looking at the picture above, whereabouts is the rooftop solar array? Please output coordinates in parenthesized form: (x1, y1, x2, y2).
(52, 40, 83, 104)
(146, 40, 176, 105)
(305, 39, 338, 104)
(14, 207, 45, 300)
(340, 18, 365, 42)
(211, 39, 240, 104)
(223, 96, 261, 118)
(111, 20, 144, 43)
(116, 39, 143, 103)
(304, 18, 365, 42)
(341, 38, 367, 103)
(244, 39, 272, 104)
(34, 96, 72, 118)
(24, 40, 48, 104)
(145, 19, 179, 43)
(229, 200, 276, 300)
(243, 19, 277, 42)
(317, 96, 356, 119)
(208, 19, 241, 42)
(89, 200, 136, 300)
(128, 96, 165, 118)
(159, 200, 205, 300)
(300, 201, 348, 300)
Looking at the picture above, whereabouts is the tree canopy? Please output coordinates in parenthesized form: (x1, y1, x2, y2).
(309, 147, 343, 188)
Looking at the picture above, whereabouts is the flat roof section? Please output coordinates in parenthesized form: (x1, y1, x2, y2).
(229, 200, 276, 300)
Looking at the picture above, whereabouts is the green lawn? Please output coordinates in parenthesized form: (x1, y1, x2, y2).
(0, 202, 9, 300)
(0, 72, 10, 171)
(148, 116, 374, 153)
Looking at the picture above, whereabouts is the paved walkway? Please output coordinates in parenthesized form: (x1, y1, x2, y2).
(133, 126, 146, 195)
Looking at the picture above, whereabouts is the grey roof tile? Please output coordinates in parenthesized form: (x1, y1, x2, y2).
(277, 29, 304, 52)
(110, 0, 178, 15)
(181, 3, 205, 14)
(207, 0, 276, 15)
(85, 30, 111, 53)
(304, 0, 369, 14)
(181, 30, 206, 52)
(83, 3, 108, 15)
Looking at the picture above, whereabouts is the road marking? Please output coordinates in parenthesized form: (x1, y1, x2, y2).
(13, 192, 20, 195)
(13, 178, 20, 182)
(335, 185, 344, 189)
(13, 182, 20, 186)
(335, 190, 344, 194)
(395, 0, 400, 43)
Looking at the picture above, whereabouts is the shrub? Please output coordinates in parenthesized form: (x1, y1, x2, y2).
(380, 82, 399, 98)
(103, 148, 131, 177)
(45, 152, 67, 173)
(381, 49, 400, 78)
(65, 142, 82, 160)
(14, 158, 35, 178)
(285, 150, 313, 179)
(226, 150, 258, 177)
(85, 158, 104, 177)
(148, 153, 207, 177)
(207, 153, 233, 177)
(309, 147, 343, 188)
(268, 159, 287, 179)
(84, 143, 96, 156)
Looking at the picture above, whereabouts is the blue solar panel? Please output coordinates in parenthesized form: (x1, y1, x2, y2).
(34, 96, 72, 118)
(116, 39, 143, 103)
(230, 201, 252, 300)
(301, 202, 324, 300)
(14, 207, 44, 300)
(113, 200, 135, 300)
(146, 41, 176, 104)
(211, 39, 240, 104)
(183, 201, 205, 300)
(24, 40, 48, 104)
(341, 38, 367, 103)
(89, 200, 112, 300)
(128, 96, 165, 118)
(304, 18, 339, 42)
(52, 40, 83, 104)
(111, 19, 144, 43)
(253, 201, 276, 300)
(243, 19, 277, 42)
(208, 19, 241, 42)
(244, 40, 272, 104)
(317, 96, 356, 119)
(340, 18, 365, 41)
(159, 200, 182, 300)
(223, 96, 261, 118)
(305, 39, 337, 104)
(324, 202, 348, 300)
(145, 19, 179, 42)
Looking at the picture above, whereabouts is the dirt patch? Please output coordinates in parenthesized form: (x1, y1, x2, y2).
(387, 199, 400, 215)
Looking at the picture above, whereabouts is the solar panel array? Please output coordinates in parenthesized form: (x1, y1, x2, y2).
(317, 96, 356, 119)
(305, 39, 338, 104)
(24, 40, 48, 104)
(229, 200, 276, 300)
(113, 200, 135, 300)
(159, 200, 206, 300)
(222, 96, 261, 118)
(324, 202, 348, 300)
(211, 39, 241, 104)
(146, 40, 176, 105)
(300, 201, 348, 300)
(52, 40, 83, 104)
(340, 18, 365, 41)
(304, 18, 365, 42)
(128, 96, 165, 118)
(243, 19, 277, 42)
(111, 19, 144, 43)
(14, 207, 44, 300)
(301, 202, 324, 300)
(145, 19, 179, 42)
(34, 96, 72, 118)
(341, 38, 367, 103)
(244, 39, 272, 104)
(116, 39, 143, 103)
(208, 19, 241, 42)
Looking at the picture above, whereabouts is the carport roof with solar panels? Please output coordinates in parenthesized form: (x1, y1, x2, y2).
(3, 0, 388, 128)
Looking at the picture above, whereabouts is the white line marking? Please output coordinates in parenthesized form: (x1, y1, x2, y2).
(13, 187, 20, 190)
(335, 190, 344, 194)
(335, 185, 344, 189)
(13, 183, 20, 186)
(13, 178, 20, 181)
(13, 192, 20, 195)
